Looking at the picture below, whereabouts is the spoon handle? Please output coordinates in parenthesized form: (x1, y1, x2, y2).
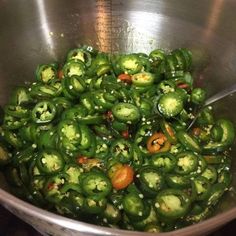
(187, 83, 236, 130)
(204, 83, 236, 106)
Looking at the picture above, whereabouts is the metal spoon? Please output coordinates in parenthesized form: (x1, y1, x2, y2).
(187, 83, 236, 130)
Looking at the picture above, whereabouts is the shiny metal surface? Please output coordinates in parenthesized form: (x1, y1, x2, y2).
(1, 0, 236, 235)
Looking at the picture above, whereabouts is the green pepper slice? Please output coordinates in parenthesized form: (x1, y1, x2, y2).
(112, 102, 140, 123)
(62, 75, 87, 98)
(177, 130, 201, 153)
(132, 144, 143, 169)
(172, 48, 192, 71)
(158, 92, 184, 118)
(36, 64, 57, 84)
(32, 101, 57, 124)
(144, 223, 162, 233)
(66, 48, 92, 66)
(78, 124, 92, 150)
(117, 54, 143, 75)
(62, 60, 85, 78)
(165, 54, 184, 78)
(4, 166, 23, 187)
(134, 122, 156, 156)
(95, 136, 109, 159)
(166, 174, 191, 189)
(44, 173, 68, 203)
(192, 176, 211, 201)
(58, 119, 81, 143)
(189, 156, 207, 178)
(157, 80, 176, 95)
(31, 175, 46, 192)
(55, 195, 76, 217)
(205, 183, 227, 207)
(94, 90, 114, 110)
(52, 97, 72, 115)
(81, 171, 112, 199)
(79, 137, 96, 158)
(175, 151, 198, 175)
(30, 83, 59, 99)
(82, 196, 107, 214)
(191, 88, 206, 105)
(110, 139, 133, 163)
(1, 129, 23, 149)
(149, 49, 166, 62)
(88, 53, 110, 76)
(61, 105, 88, 122)
(210, 124, 223, 142)
(38, 128, 58, 150)
(218, 170, 232, 187)
(154, 189, 191, 220)
(185, 204, 210, 224)
(69, 191, 85, 214)
(203, 119, 235, 154)
(78, 114, 104, 125)
(131, 206, 159, 231)
(136, 166, 165, 197)
(3, 114, 28, 130)
(103, 203, 121, 224)
(9, 87, 31, 105)
(196, 106, 214, 126)
(4, 105, 30, 118)
(201, 166, 217, 184)
(111, 120, 128, 132)
(64, 164, 84, 184)
(151, 153, 176, 173)
(122, 192, 151, 221)
(37, 149, 65, 174)
(12, 146, 35, 165)
(131, 72, 155, 87)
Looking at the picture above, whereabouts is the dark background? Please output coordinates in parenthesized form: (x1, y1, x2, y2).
(0, 205, 235, 236)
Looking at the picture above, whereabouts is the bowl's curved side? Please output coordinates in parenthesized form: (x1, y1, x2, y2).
(1, 187, 236, 236)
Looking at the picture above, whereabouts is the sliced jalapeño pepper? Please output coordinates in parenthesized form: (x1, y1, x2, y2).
(4, 105, 30, 118)
(177, 130, 201, 153)
(36, 64, 57, 84)
(81, 171, 112, 199)
(62, 60, 85, 78)
(117, 54, 143, 75)
(9, 86, 31, 105)
(112, 103, 141, 124)
(154, 189, 191, 221)
(203, 119, 235, 154)
(191, 88, 206, 105)
(66, 48, 92, 66)
(158, 92, 184, 118)
(32, 101, 57, 124)
(136, 166, 165, 197)
(122, 192, 151, 221)
(174, 151, 198, 175)
(37, 149, 65, 174)
(131, 72, 155, 87)
(151, 153, 176, 173)
(110, 139, 133, 163)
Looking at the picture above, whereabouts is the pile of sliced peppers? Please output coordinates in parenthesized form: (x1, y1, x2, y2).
(0, 46, 235, 233)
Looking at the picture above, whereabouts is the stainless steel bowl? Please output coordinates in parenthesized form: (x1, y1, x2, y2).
(1, 0, 236, 235)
